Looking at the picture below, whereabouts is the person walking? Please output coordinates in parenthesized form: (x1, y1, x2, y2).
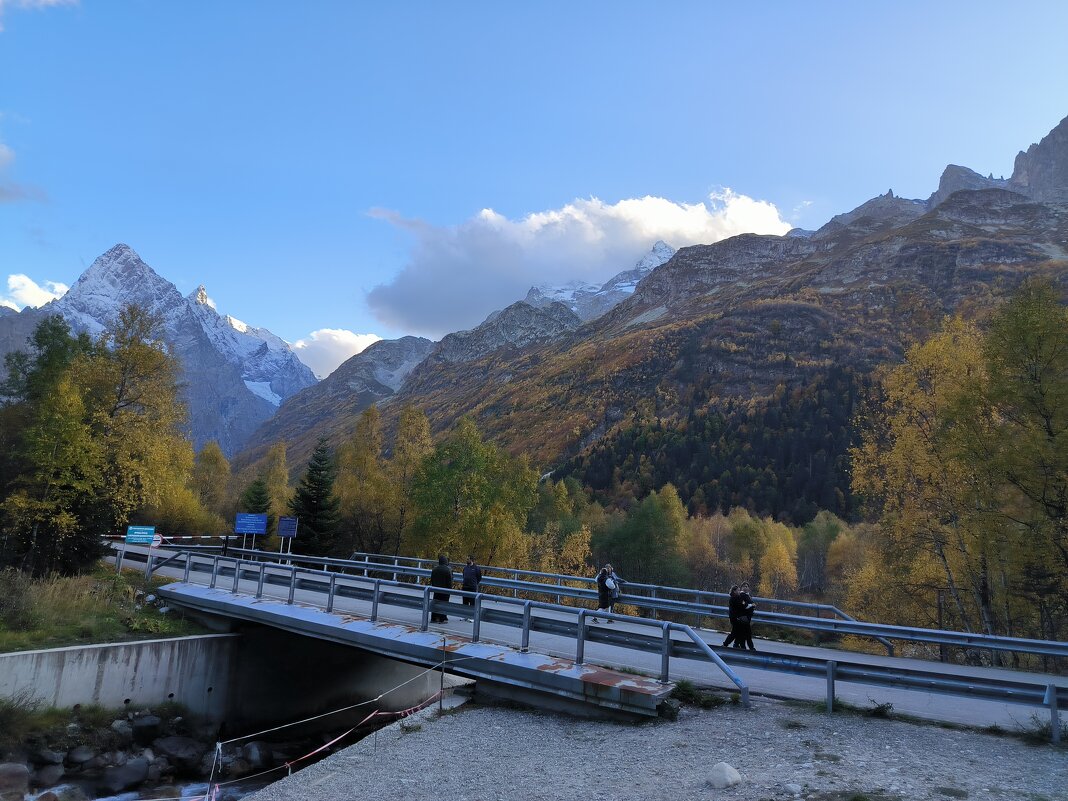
(722, 585, 745, 647)
(592, 566, 614, 623)
(738, 581, 757, 650)
(430, 554, 453, 623)
(461, 555, 482, 619)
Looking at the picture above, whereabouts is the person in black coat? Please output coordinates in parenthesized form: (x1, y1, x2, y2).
(461, 555, 482, 616)
(592, 566, 614, 624)
(738, 581, 757, 651)
(722, 585, 744, 647)
(430, 554, 453, 623)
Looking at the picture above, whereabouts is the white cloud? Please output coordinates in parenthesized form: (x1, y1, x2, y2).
(293, 328, 381, 379)
(1, 273, 68, 309)
(0, 0, 78, 31)
(366, 189, 791, 337)
(1, 298, 17, 311)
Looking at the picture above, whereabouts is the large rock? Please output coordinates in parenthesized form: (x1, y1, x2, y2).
(132, 714, 162, 745)
(64, 746, 96, 766)
(110, 719, 134, 744)
(241, 742, 270, 771)
(33, 763, 65, 788)
(0, 762, 30, 800)
(30, 749, 64, 766)
(97, 757, 149, 795)
(708, 761, 742, 789)
(152, 737, 207, 772)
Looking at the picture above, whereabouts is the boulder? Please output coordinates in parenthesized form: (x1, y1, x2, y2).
(37, 792, 60, 801)
(152, 737, 207, 772)
(241, 742, 270, 771)
(708, 761, 742, 790)
(30, 749, 64, 766)
(785, 783, 803, 795)
(65, 746, 96, 766)
(132, 714, 162, 745)
(33, 763, 66, 788)
(110, 719, 134, 743)
(52, 786, 89, 801)
(227, 757, 251, 778)
(0, 763, 30, 800)
(97, 757, 149, 795)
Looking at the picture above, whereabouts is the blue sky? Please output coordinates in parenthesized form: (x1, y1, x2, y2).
(1, 1, 1067, 376)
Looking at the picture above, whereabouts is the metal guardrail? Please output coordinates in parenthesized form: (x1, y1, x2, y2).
(117, 545, 1066, 742)
(204, 548, 1068, 663)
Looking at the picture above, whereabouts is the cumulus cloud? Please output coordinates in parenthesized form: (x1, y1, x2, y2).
(0, 0, 77, 31)
(366, 189, 791, 337)
(1, 273, 68, 309)
(293, 328, 382, 379)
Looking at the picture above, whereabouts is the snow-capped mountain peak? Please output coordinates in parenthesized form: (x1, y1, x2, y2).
(520, 241, 677, 321)
(5, 243, 318, 454)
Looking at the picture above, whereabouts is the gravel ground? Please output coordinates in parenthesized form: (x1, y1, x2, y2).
(245, 693, 1068, 801)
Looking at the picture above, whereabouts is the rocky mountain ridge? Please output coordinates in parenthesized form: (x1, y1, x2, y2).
(0, 244, 316, 455)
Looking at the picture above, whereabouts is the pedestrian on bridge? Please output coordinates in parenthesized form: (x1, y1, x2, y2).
(723, 585, 744, 647)
(738, 581, 757, 651)
(592, 565, 617, 623)
(430, 554, 453, 623)
(461, 555, 482, 618)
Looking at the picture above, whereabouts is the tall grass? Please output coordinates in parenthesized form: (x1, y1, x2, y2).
(0, 565, 203, 652)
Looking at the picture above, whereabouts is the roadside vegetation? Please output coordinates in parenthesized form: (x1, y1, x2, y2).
(0, 565, 202, 652)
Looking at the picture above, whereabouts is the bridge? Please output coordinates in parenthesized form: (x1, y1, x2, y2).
(115, 545, 1068, 741)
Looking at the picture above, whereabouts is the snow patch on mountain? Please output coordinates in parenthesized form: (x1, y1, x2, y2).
(522, 240, 677, 321)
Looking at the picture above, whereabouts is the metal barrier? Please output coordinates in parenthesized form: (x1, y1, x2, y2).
(122, 546, 1067, 742)
(202, 547, 1068, 664)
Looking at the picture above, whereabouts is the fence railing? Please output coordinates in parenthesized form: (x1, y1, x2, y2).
(182, 547, 1068, 664)
(117, 545, 1066, 742)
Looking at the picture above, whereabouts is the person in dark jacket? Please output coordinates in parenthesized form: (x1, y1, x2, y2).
(430, 554, 453, 623)
(461, 555, 482, 617)
(722, 585, 744, 647)
(738, 581, 757, 650)
(592, 566, 614, 624)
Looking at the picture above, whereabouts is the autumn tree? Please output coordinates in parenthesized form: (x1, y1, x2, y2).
(193, 441, 231, 517)
(408, 418, 537, 562)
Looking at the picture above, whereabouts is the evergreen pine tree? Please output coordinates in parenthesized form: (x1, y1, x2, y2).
(288, 437, 341, 555)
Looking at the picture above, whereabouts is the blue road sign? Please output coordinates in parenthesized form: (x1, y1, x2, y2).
(235, 513, 268, 535)
(125, 525, 156, 544)
(277, 517, 298, 538)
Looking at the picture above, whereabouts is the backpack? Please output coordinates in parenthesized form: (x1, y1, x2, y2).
(607, 576, 620, 599)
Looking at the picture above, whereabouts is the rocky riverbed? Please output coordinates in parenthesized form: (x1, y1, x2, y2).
(0, 707, 355, 801)
(245, 693, 1068, 801)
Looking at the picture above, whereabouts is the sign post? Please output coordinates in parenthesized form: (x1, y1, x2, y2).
(234, 513, 268, 552)
(277, 517, 298, 562)
(125, 525, 156, 545)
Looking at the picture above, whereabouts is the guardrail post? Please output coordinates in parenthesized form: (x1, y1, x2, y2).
(144, 554, 154, 580)
(650, 588, 658, 620)
(326, 574, 338, 613)
(116, 546, 125, 573)
(421, 586, 432, 631)
(826, 661, 837, 713)
(521, 601, 532, 652)
(660, 622, 672, 683)
(183, 553, 192, 583)
(513, 570, 519, 598)
(231, 559, 242, 593)
(575, 610, 587, 665)
(472, 596, 482, 643)
(210, 556, 220, 588)
(287, 567, 298, 604)
(694, 592, 702, 628)
(1046, 684, 1061, 745)
(371, 579, 380, 621)
(256, 562, 266, 598)
(392, 557, 399, 584)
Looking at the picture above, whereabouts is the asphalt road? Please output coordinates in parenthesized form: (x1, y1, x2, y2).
(116, 544, 1067, 732)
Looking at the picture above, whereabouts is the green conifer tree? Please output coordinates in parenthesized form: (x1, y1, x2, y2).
(288, 437, 341, 555)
